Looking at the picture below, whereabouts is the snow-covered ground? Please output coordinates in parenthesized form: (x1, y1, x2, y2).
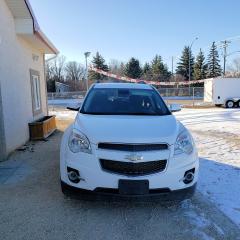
(50, 106, 240, 228)
(175, 108, 240, 135)
(48, 99, 82, 107)
(50, 109, 78, 120)
(175, 108, 240, 227)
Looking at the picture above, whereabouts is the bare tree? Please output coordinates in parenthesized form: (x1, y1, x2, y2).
(51, 55, 66, 82)
(226, 58, 240, 77)
(65, 61, 85, 90)
(109, 59, 125, 75)
(65, 61, 84, 81)
(45, 62, 54, 82)
(45, 60, 56, 92)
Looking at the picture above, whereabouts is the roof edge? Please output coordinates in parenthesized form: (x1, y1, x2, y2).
(35, 30, 59, 55)
(24, 0, 59, 54)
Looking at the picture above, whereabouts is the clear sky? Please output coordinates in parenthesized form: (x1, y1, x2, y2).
(30, 0, 240, 69)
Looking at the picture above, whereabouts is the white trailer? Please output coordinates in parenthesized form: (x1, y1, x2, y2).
(204, 78, 240, 108)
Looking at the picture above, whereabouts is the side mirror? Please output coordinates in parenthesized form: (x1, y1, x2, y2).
(168, 103, 181, 112)
(66, 102, 82, 111)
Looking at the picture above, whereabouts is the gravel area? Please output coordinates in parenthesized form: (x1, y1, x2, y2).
(0, 115, 240, 239)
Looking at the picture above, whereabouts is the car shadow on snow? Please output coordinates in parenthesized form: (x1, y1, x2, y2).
(198, 157, 240, 227)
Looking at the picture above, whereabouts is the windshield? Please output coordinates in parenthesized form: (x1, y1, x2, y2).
(80, 87, 171, 116)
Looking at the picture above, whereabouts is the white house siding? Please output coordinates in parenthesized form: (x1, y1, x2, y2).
(0, 0, 48, 154)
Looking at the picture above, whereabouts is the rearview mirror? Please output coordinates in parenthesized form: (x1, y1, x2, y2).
(168, 104, 181, 112)
(66, 102, 82, 111)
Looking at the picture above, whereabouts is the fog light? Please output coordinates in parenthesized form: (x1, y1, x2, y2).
(67, 167, 80, 183)
(183, 168, 195, 184)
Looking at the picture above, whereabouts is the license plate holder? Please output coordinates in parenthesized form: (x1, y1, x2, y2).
(119, 180, 149, 195)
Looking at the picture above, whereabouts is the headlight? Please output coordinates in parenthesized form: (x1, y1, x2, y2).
(174, 129, 193, 155)
(68, 129, 92, 154)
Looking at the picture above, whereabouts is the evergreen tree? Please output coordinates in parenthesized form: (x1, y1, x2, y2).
(176, 46, 194, 80)
(142, 62, 152, 80)
(207, 42, 222, 78)
(194, 49, 207, 80)
(143, 62, 151, 74)
(124, 57, 142, 79)
(89, 52, 109, 81)
(151, 55, 171, 81)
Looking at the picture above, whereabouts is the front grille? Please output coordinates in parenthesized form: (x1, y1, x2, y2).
(100, 159, 167, 176)
(98, 143, 168, 152)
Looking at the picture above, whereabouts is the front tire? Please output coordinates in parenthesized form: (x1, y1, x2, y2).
(60, 181, 93, 200)
(61, 181, 76, 197)
(226, 100, 234, 108)
(61, 181, 69, 196)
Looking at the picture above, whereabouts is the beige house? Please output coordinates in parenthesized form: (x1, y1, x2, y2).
(0, 0, 58, 161)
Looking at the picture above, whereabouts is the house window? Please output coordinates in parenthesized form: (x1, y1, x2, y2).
(30, 69, 42, 116)
(32, 75, 41, 111)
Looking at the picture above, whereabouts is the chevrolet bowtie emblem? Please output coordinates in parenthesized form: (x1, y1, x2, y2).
(125, 154, 143, 162)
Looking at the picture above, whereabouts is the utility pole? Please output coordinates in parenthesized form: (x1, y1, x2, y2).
(84, 52, 91, 91)
(220, 40, 231, 76)
(74, 75, 77, 91)
(189, 37, 198, 95)
(171, 56, 176, 87)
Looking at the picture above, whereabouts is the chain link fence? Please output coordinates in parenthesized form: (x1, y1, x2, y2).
(48, 87, 205, 108)
(158, 87, 204, 98)
(47, 91, 86, 100)
(158, 87, 204, 106)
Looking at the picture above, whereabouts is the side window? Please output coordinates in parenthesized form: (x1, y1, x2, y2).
(30, 70, 42, 116)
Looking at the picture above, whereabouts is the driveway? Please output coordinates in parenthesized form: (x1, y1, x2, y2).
(0, 109, 240, 240)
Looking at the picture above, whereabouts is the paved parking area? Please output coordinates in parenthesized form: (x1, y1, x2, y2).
(0, 113, 240, 239)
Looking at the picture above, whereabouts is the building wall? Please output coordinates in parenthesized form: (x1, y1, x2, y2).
(0, 0, 48, 155)
(56, 82, 70, 93)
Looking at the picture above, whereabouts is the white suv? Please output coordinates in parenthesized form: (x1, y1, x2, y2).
(60, 83, 198, 200)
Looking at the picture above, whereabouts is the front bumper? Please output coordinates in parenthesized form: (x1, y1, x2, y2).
(60, 127, 199, 197)
(60, 152, 199, 192)
(61, 180, 197, 201)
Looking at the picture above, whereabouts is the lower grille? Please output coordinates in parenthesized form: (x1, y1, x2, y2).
(100, 159, 167, 176)
(94, 187, 170, 195)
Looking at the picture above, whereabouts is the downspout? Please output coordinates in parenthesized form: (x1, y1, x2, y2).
(43, 55, 49, 116)
(0, 78, 7, 161)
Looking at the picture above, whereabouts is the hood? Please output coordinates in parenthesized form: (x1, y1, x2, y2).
(74, 114, 180, 145)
